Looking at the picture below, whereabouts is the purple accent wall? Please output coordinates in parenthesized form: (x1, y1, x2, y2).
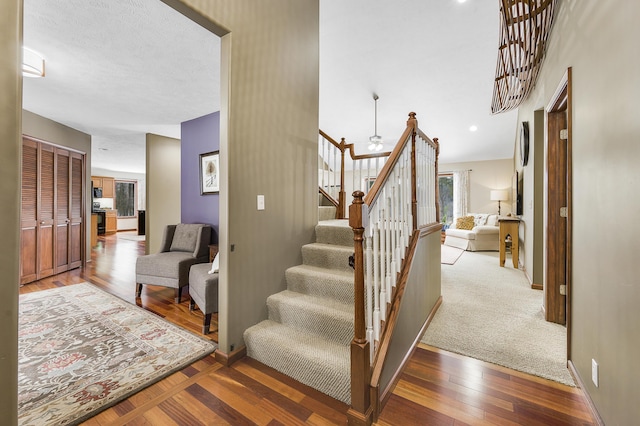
(181, 111, 220, 243)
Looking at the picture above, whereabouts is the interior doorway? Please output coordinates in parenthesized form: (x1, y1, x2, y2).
(545, 68, 572, 345)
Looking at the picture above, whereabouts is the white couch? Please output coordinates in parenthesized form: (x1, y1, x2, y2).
(444, 213, 499, 251)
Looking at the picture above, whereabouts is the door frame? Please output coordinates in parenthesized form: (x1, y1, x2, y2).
(545, 68, 572, 357)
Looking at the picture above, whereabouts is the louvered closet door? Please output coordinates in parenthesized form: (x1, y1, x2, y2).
(55, 149, 71, 274)
(20, 138, 85, 284)
(69, 152, 84, 269)
(21, 139, 55, 284)
(39, 144, 56, 279)
(20, 139, 39, 284)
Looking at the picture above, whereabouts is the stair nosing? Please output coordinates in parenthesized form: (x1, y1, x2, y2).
(268, 290, 353, 315)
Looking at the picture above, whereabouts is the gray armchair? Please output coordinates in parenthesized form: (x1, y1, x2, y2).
(136, 223, 211, 303)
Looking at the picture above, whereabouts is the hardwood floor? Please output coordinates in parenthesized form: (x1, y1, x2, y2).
(19, 232, 595, 425)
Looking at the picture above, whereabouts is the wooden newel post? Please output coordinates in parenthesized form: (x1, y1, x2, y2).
(348, 191, 373, 425)
(338, 138, 347, 219)
(408, 112, 418, 231)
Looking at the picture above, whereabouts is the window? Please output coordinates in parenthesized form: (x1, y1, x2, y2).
(438, 174, 453, 225)
(115, 181, 136, 218)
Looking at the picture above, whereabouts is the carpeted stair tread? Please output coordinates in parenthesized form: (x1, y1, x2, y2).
(243, 320, 350, 404)
(318, 205, 337, 221)
(315, 220, 353, 246)
(286, 265, 354, 304)
(267, 290, 353, 345)
(318, 193, 335, 207)
(302, 243, 354, 272)
(244, 218, 355, 403)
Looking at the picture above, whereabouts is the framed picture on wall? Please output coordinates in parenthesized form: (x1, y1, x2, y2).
(200, 151, 219, 195)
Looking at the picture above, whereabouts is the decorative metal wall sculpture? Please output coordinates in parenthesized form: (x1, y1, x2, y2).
(491, 0, 557, 114)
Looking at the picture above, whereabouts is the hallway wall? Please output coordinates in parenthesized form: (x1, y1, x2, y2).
(515, 1, 640, 423)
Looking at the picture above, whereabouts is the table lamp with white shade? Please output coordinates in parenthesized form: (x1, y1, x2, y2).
(490, 189, 509, 215)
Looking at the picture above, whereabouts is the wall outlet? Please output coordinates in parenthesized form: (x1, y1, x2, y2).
(592, 359, 599, 387)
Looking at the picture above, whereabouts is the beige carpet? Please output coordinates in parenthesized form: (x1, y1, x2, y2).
(422, 251, 574, 386)
(244, 219, 353, 404)
(441, 244, 464, 265)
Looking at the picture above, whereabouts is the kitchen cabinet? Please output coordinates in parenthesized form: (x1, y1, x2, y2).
(105, 210, 117, 234)
(92, 176, 114, 198)
(102, 177, 114, 198)
(91, 214, 98, 247)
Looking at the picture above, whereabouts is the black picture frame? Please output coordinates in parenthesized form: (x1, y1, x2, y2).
(200, 151, 219, 195)
(520, 121, 530, 167)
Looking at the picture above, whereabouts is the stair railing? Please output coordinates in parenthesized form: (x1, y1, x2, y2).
(319, 130, 391, 219)
(348, 112, 439, 425)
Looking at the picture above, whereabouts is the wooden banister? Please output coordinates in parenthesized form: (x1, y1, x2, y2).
(318, 187, 339, 209)
(347, 112, 440, 425)
(318, 131, 391, 219)
(349, 191, 367, 346)
(347, 191, 373, 425)
(363, 113, 420, 207)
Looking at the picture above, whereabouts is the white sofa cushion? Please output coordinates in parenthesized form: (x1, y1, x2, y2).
(473, 213, 490, 226)
(474, 225, 499, 235)
(486, 214, 499, 226)
(446, 228, 476, 240)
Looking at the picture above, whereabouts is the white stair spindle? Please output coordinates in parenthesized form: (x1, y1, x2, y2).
(372, 216, 380, 344)
(365, 231, 374, 349)
(385, 196, 392, 301)
(320, 137, 326, 192)
(379, 200, 387, 321)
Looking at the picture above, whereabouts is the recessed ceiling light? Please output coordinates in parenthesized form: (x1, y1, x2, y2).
(457, 0, 468, 3)
(469, 125, 478, 132)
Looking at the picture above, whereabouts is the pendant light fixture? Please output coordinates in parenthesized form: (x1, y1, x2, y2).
(368, 93, 383, 151)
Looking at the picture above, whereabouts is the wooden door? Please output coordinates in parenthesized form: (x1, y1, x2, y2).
(546, 69, 572, 328)
(21, 139, 56, 284)
(69, 153, 84, 269)
(55, 149, 70, 274)
(20, 139, 39, 284)
(39, 144, 56, 279)
(20, 137, 85, 284)
(546, 109, 567, 324)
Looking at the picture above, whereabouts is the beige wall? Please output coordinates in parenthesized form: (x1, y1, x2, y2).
(440, 159, 514, 217)
(145, 134, 181, 254)
(22, 110, 93, 258)
(163, 0, 320, 353)
(0, 0, 21, 422)
(514, 1, 640, 423)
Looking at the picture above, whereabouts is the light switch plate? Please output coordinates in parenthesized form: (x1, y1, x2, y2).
(257, 195, 265, 210)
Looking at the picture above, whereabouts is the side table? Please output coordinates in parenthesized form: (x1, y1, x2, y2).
(499, 217, 519, 268)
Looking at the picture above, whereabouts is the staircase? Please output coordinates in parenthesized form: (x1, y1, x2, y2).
(318, 193, 337, 221)
(243, 219, 354, 403)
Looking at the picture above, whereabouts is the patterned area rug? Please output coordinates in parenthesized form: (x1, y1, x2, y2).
(18, 283, 216, 426)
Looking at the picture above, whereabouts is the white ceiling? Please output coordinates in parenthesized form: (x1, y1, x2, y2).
(23, 0, 517, 175)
